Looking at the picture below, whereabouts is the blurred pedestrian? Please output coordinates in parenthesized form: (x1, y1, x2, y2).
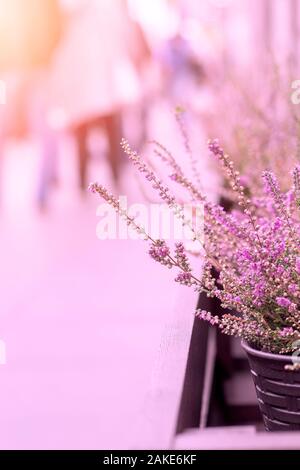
(0, 0, 63, 209)
(52, 0, 144, 189)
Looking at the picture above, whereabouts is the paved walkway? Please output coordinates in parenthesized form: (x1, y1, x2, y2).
(0, 138, 183, 449)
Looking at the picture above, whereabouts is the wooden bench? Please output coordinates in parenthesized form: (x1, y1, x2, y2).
(132, 286, 300, 449)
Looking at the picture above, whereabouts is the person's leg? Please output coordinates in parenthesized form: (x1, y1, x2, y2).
(26, 69, 59, 210)
(37, 126, 59, 209)
(74, 122, 89, 191)
(103, 113, 122, 184)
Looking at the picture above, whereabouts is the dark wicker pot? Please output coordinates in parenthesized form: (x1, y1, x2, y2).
(242, 341, 300, 431)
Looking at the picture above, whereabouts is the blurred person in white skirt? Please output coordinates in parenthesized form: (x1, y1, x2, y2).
(51, 0, 148, 190)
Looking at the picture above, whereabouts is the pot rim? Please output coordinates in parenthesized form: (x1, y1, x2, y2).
(241, 340, 299, 363)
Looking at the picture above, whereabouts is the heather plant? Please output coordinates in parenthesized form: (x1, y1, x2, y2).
(200, 67, 300, 198)
(89, 138, 300, 356)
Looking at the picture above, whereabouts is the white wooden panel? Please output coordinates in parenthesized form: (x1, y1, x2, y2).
(131, 286, 198, 449)
(175, 427, 300, 450)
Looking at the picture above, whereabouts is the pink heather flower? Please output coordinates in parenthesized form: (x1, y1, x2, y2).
(286, 190, 295, 206)
(253, 280, 265, 299)
(146, 173, 155, 182)
(279, 327, 294, 337)
(159, 246, 169, 257)
(149, 242, 170, 261)
(293, 165, 300, 192)
(175, 272, 192, 284)
(88, 182, 98, 193)
(273, 217, 282, 231)
(276, 297, 291, 308)
(196, 310, 219, 326)
(262, 170, 280, 198)
(170, 173, 179, 181)
(241, 249, 252, 261)
(207, 138, 224, 156)
(296, 257, 300, 275)
(276, 266, 284, 276)
(288, 283, 298, 294)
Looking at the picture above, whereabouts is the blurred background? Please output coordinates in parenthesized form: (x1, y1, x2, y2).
(0, 0, 299, 449)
